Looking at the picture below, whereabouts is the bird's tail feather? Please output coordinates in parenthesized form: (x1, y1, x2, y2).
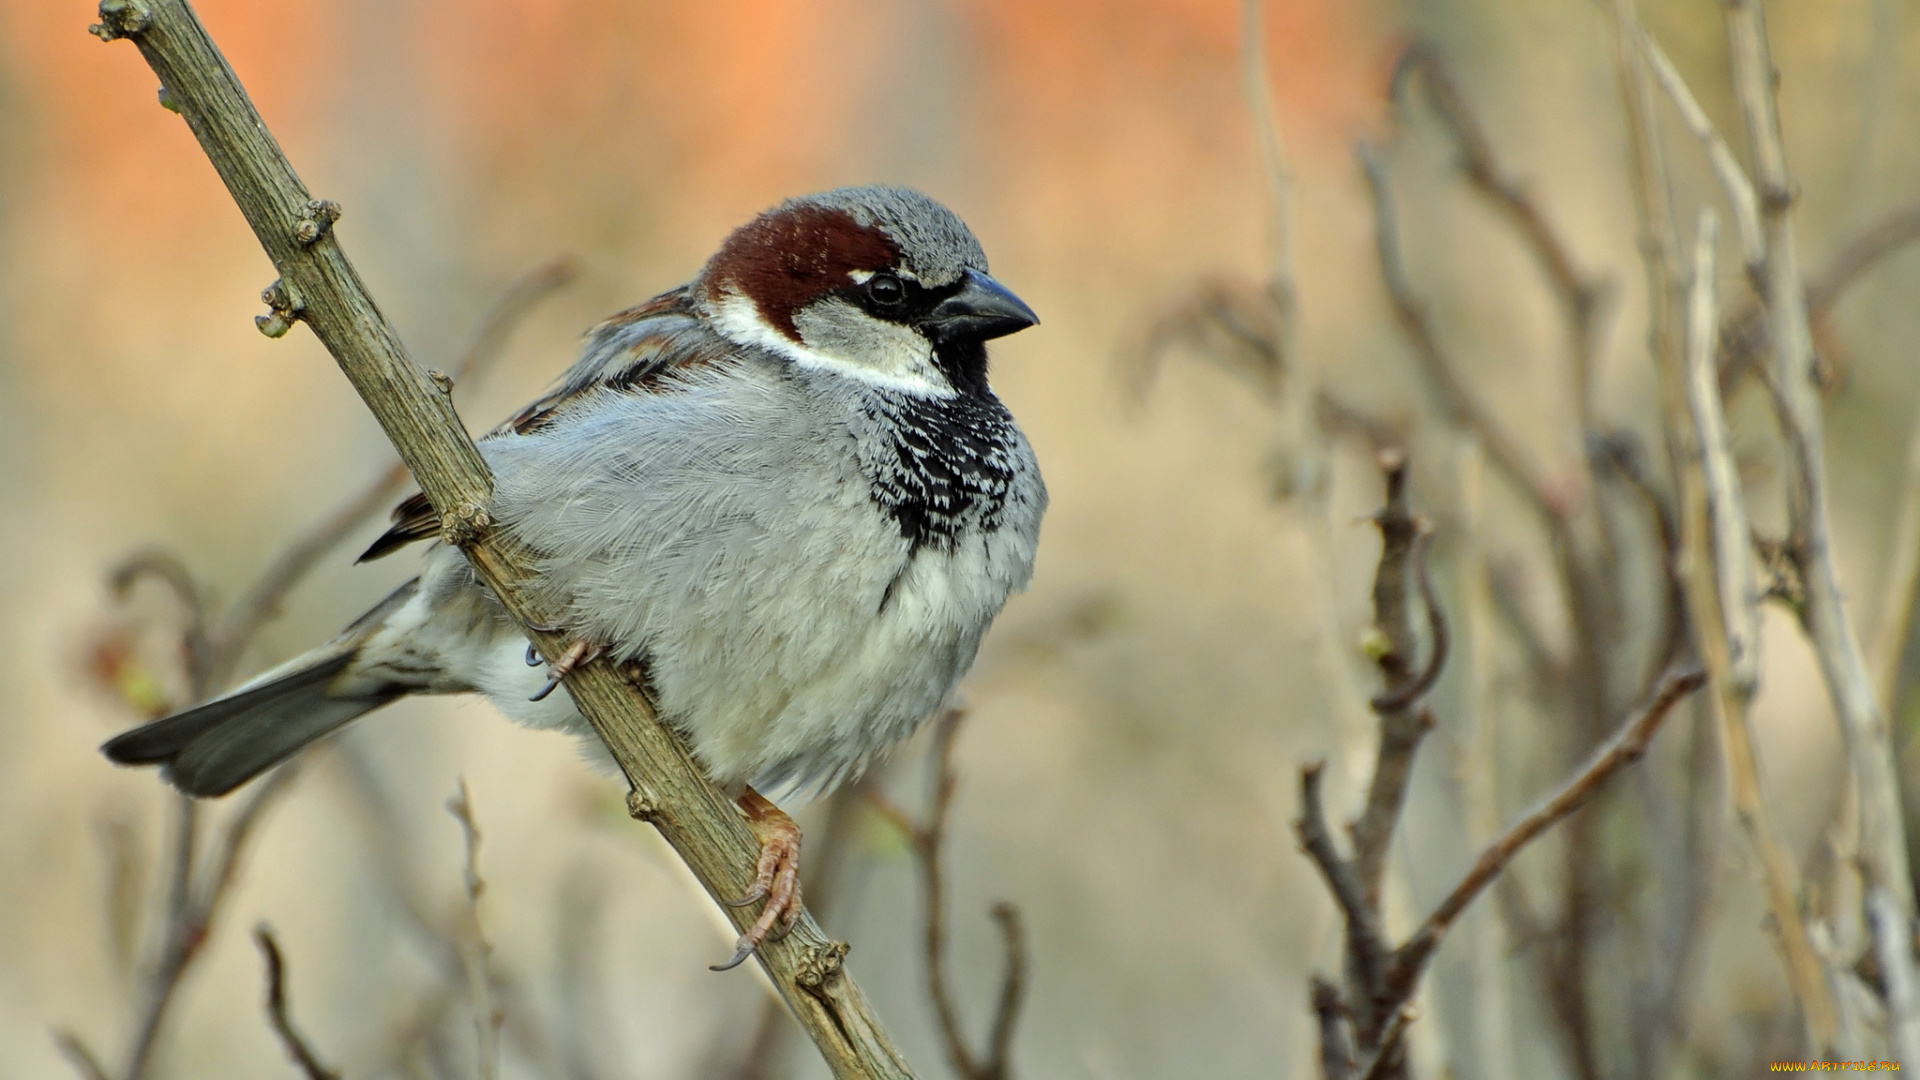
(103, 648, 400, 797)
(103, 580, 421, 797)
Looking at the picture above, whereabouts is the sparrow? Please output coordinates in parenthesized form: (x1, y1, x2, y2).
(103, 184, 1047, 968)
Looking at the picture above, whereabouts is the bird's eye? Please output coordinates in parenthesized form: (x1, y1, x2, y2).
(865, 271, 906, 307)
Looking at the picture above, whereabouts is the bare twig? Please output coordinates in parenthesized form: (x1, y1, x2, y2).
(1604, 0, 1844, 1053)
(1354, 1007, 1414, 1080)
(1452, 436, 1516, 1080)
(81, 253, 571, 1080)
(1805, 202, 1920, 313)
(1720, 201, 1920, 393)
(868, 710, 1027, 1080)
(92, 4, 915, 1075)
(207, 256, 574, 687)
(1350, 452, 1439, 896)
(447, 781, 499, 1080)
(1310, 977, 1356, 1080)
(1391, 44, 1609, 427)
(1388, 668, 1705, 991)
(1239, 0, 1320, 505)
(1633, 30, 1765, 272)
(1368, 536, 1448, 713)
(53, 1032, 113, 1080)
(1869, 408, 1920, 708)
(253, 927, 340, 1080)
(983, 902, 1027, 1074)
(1295, 761, 1391, 993)
(1724, 0, 1920, 1058)
(1358, 144, 1560, 525)
(108, 550, 213, 692)
(1682, 211, 1761, 694)
(117, 765, 304, 1080)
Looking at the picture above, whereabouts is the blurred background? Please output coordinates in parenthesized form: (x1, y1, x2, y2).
(3, 0, 1919, 1077)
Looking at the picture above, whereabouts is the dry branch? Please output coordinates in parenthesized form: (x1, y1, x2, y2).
(1358, 144, 1559, 525)
(1606, 0, 1841, 1049)
(867, 710, 1028, 1080)
(1723, 0, 1920, 1058)
(88, 2, 914, 1076)
(1634, 30, 1765, 272)
(1297, 448, 1707, 1079)
(1386, 668, 1704, 994)
(1719, 200, 1920, 394)
(252, 927, 340, 1080)
(446, 782, 500, 1080)
(1349, 452, 1439, 899)
(1301, 658, 1704, 1080)
(1681, 211, 1760, 695)
(1391, 44, 1609, 424)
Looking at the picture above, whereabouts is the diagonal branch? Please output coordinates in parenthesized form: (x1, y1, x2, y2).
(206, 256, 576, 688)
(1386, 668, 1704, 995)
(1632, 29, 1765, 273)
(89, 3, 913, 1076)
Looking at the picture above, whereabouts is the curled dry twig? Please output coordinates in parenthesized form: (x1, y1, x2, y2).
(1349, 451, 1438, 901)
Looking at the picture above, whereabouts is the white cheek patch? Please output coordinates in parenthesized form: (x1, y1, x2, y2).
(709, 291, 953, 398)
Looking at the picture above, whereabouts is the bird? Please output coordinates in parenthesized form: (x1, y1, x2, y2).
(102, 184, 1047, 969)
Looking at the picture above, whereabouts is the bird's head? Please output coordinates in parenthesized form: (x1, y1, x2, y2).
(695, 185, 1037, 397)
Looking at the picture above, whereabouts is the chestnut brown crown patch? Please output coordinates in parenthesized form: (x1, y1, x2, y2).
(702, 204, 900, 342)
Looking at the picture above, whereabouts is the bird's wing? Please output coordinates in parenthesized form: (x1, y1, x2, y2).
(358, 284, 727, 562)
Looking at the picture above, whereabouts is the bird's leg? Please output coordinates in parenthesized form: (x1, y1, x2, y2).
(711, 787, 803, 971)
(529, 637, 603, 701)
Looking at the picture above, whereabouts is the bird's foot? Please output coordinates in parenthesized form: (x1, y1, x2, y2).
(528, 637, 604, 701)
(712, 788, 803, 971)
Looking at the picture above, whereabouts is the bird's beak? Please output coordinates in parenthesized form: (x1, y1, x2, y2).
(921, 268, 1039, 344)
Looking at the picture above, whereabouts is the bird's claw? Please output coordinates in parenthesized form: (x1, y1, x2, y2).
(711, 791, 803, 971)
(529, 638, 603, 701)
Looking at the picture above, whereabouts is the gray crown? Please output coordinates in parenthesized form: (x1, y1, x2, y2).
(797, 184, 988, 288)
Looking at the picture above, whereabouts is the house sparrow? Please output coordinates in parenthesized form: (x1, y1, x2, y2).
(103, 184, 1047, 968)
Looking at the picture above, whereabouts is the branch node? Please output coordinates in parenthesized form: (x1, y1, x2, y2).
(157, 85, 180, 113)
(796, 939, 850, 988)
(293, 199, 342, 247)
(428, 369, 455, 395)
(90, 0, 150, 41)
(624, 787, 657, 823)
(256, 278, 304, 339)
(439, 503, 492, 548)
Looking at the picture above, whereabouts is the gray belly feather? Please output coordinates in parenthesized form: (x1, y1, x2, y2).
(459, 359, 1044, 794)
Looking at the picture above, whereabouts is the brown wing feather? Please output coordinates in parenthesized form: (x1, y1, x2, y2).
(496, 285, 701, 436)
(358, 284, 718, 563)
(358, 491, 436, 562)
